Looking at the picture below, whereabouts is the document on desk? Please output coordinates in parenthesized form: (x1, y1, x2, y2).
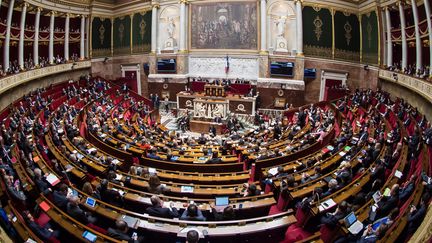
(268, 167, 279, 176)
(46, 173, 60, 186)
(318, 198, 336, 212)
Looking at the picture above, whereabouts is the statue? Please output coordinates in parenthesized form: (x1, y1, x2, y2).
(167, 17, 175, 38)
(276, 17, 286, 37)
(195, 102, 207, 118)
(213, 104, 224, 118)
(274, 16, 288, 53)
(164, 17, 177, 50)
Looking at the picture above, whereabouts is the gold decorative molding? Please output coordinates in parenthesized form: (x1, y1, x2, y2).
(0, 61, 91, 96)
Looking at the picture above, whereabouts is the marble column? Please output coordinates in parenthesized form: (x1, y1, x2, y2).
(425, 0, 432, 76)
(381, 9, 387, 67)
(3, 0, 15, 72)
(34, 7, 41, 66)
(80, 15, 85, 60)
(260, 0, 267, 53)
(18, 3, 28, 69)
(151, 2, 159, 53)
(179, 0, 187, 52)
(85, 17, 90, 58)
(398, 2, 407, 70)
(49, 11, 55, 64)
(385, 7, 393, 67)
(64, 14, 70, 61)
(295, 0, 303, 56)
(411, 0, 422, 70)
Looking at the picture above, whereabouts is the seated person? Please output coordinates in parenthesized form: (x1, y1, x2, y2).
(52, 183, 69, 210)
(145, 195, 179, 219)
(399, 174, 417, 202)
(180, 204, 206, 221)
(358, 223, 389, 243)
(209, 203, 235, 221)
(107, 219, 141, 242)
(377, 184, 399, 218)
(97, 179, 123, 207)
(322, 179, 339, 197)
(147, 149, 161, 160)
(22, 211, 60, 241)
(243, 183, 261, 197)
(66, 196, 97, 225)
(320, 201, 350, 228)
(186, 229, 199, 243)
(148, 175, 169, 194)
(406, 193, 429, 235)
(206, 151, 222, 164)
(301, 166, 322, 184)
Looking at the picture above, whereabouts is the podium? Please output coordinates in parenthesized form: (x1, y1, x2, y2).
(205, 84, 225, 97)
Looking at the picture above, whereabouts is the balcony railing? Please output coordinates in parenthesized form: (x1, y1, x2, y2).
(0, 60, 91, 96)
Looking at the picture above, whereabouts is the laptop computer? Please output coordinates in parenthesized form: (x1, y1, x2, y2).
(344, 212, 364, 235)
(85, 197, 96, 207)
(215, 196, 229, 207)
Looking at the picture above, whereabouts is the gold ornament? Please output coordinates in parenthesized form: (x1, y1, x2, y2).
(344, 21, 352, 46)
(139, 19, 147, 40)
(367, 21, 372, 48)
(119, 23, 125, 46)
(313, 16, 323, 41)
(99, 24, 105, 45)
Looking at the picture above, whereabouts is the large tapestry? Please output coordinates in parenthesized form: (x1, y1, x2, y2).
(91, 17, 112, 58)
(113, 16, 131, 56)
(132, 11, 152, 54)
(303, 6, 332, 58)
(334, 11, 360, 62)
(190, 2, 257, 50)
(361, 11, 379, 65)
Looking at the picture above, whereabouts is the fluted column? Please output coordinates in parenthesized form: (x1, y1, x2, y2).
(398, 2, 408, 70)
(85, 17, 90, 58)
(80, 15, 85, 60)
(260, 0, 267, 53)
(411, 0, 422, 70)
(3, 0, 15, 72)
(425, 0, 432, 76)
(34, 7, 41, 66)
(179, 0, 187, 52)
(64, 14, 70, 61)
(295, 0, 303, 56)
(49, 11, 55, 64)
(151, 2, 159, 53)
(385, 7, 393, 67)
(18, 3, 28, 69)
(381, 9, 387, 67)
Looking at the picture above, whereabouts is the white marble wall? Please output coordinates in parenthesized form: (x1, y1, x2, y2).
(158, 5, 180, 52)
(267, 0, 297, 54)
(188, 56, 259, 80)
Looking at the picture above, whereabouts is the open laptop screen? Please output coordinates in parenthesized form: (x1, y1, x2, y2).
(215, 197, 229, 206)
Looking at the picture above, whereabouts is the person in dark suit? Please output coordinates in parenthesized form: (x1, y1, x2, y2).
(52, 183, 69, 210)
(406, 193, 429, 235)
(209, 203, 235, 221)
(206, 151, 222, 164)
(145, 196, 179, 219)
(107, 220, 141, 242)
(209, 126, 217, 137)
(180, 204, 206, 221)
(66, 196, 97, 225)
(23, 211, 60, 241)
(377, 184, 400, 218)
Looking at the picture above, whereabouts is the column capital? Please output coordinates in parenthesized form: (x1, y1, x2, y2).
(50, 11, 57, 16)
(36, 7, 43, 12)
(179, 0, 188, 5)
(152, 2, 160, 8)
(22, 2, 29, 8)
(294, 0, 303, 3)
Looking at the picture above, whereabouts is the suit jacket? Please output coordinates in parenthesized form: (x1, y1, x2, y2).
(52, 191, 68, 210)
(145, 206, 179, 219)
(67, 203, 89, 224)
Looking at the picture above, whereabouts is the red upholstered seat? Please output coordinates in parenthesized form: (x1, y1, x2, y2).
(36, 212, 51, 227)
(319, 224, 340, 243)
(87, 223, 108, 234)
(281, 224, 312, 243)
